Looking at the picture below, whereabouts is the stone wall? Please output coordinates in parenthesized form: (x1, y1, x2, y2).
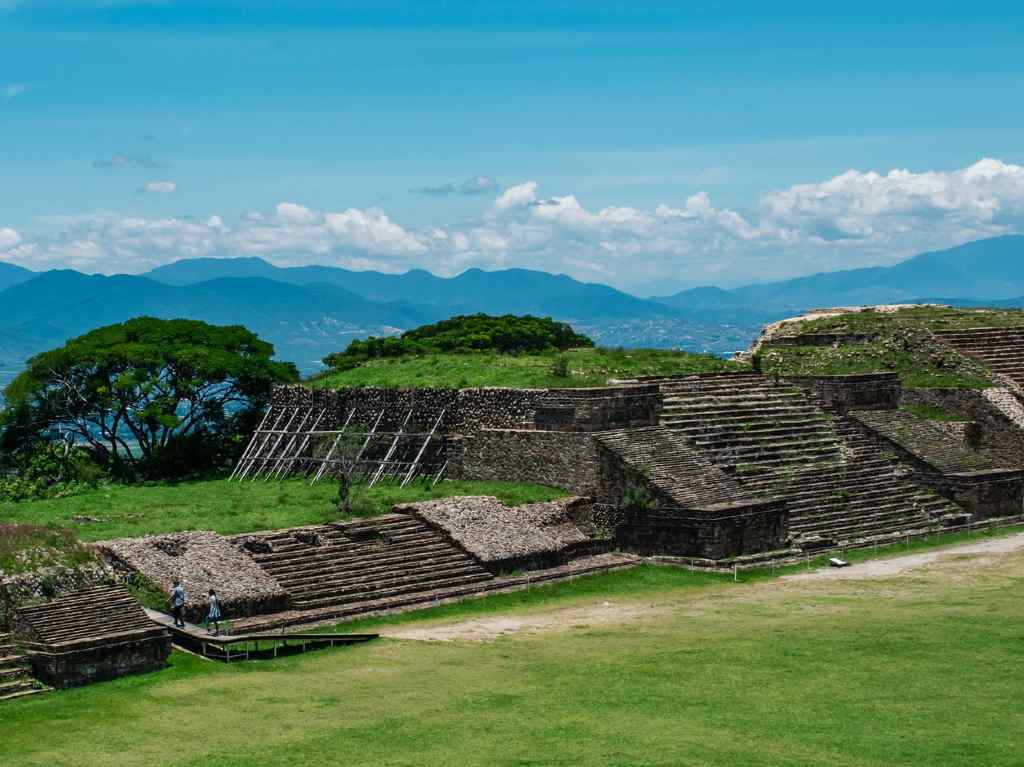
(532, 386, 661, 431)
(763, 332, 877, 347)
(29, 635, 171, 689)
(271, 383, 660, 434)
(785, 373, 901, 412)
(902, 388, 1024, 469)
(616, 501, 789, 560)
(455, 429, 602, 496)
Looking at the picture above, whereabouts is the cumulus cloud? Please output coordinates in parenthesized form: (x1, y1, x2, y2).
(93, 154, 165, 170)
(0, 227, 21, 250)
(494, 181, 538, 210)
(4, 158, 1024, 287)
(142, 180, 176, 194)
(414, 175, 501, 197)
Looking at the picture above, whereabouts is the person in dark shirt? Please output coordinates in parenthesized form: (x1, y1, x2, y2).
(170, 580, 187, 628)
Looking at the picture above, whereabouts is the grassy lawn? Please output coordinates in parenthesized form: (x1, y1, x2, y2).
(2, 537, 1023, 766)
(313, 347, 747, 389)
(0, 478, 567, 541)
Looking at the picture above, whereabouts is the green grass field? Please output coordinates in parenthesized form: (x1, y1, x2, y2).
(313, 347, 746, 389)
(2, 536, 1022, 767)
(0, 478, 567, 542)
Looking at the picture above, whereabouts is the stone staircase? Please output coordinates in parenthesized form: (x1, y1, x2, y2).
(659, 373, 843, 478)
(934, 327, 1024, 390)
(16, 585, 163, 649)
(656, 373, 962, 548)
(596, 426, 758, 508)
(245, 514, 495, 615)
(0, 633, 47, 703)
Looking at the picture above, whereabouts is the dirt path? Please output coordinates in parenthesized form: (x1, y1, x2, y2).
(780, 531, 1024, 581)
(383, 532, 1024, 642)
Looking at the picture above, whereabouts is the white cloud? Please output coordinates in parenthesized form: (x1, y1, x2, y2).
(142, 180, 176, 194)
(0, 227, 21, 250)
(4, 158, 1024, 287)
(494, 181, 538, 210)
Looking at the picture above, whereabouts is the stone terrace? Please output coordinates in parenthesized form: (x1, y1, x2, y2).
(656, 373, 963, 548)
(849, 409, 1000, 474)
(935, 326, 1024, 391)
(233, 514, 495, 623)
(396, 496, 595, 572)
(14, 585, 171, 688)
(596, 426, 764, 509)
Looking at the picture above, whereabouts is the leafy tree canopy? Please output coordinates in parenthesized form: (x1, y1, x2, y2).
(1, 317, 298, 477)
(323, 314, 593, 370)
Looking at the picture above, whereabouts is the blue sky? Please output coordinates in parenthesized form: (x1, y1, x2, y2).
(1, 1, 1023, 293)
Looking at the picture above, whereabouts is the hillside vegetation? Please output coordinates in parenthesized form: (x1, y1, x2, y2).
(756, 305, 1024, 388)
(315, 347, 746, 389)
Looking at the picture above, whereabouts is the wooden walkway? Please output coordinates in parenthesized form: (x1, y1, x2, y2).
(144, 609, 377, 662)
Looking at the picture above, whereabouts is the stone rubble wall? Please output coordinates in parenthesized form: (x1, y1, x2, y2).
(270, 383, 661, 434)
(453, 429, 602, 496)
(785, 373, 901, 412)
(29, 635, 171, 690)
(96, 532, 290, 623)
(616, 501, 789, 560)
(396, 495, 594, 573)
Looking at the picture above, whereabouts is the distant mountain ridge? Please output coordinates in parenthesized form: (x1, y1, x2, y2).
(656, 235, 1024, 312)
(0, 234, 1022, 387)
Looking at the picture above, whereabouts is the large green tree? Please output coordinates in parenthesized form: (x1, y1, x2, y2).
(2, 317, 298, 476)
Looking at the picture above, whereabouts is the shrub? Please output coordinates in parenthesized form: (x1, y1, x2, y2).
(323, 314, 594, 370)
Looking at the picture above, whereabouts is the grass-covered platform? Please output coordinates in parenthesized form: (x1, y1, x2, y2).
(2, 529, 1022, 766)
(758, 305, 1024, 389)
(313, 347, 746, 390)
(0, 478, 567, 543)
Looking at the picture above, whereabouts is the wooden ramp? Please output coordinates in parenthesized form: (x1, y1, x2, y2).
(144, 609, 378, 662)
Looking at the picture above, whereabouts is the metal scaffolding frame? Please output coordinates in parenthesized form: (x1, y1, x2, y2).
(229, 404, 448, 486)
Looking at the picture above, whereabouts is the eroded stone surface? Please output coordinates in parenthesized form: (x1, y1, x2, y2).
(96, 532, 288, 621)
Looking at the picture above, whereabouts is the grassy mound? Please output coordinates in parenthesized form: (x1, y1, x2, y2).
(0, 478, 568, 542)
(757, 305, 1024, 388)
(313, 347, 746, 389)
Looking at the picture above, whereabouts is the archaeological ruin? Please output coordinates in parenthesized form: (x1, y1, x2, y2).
(2, 320, 1023, 698)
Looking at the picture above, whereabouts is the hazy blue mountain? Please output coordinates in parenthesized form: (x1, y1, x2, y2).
(0, 262, 34, 292)
(658, 235, 1024, 312)
(145, 259, 674, 320)
(0, 272, 437, 374)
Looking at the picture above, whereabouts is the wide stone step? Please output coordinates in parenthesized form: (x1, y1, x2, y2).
(264, 542, 464, 580)
(254, 531, 443, 565)
(291, 571, 493, 611)
(279, 554, 481, 592)
(790, 500, 940, 530)
(288, 562, 490, 602)
(256, 538, 454, 573)
(259, 517, 425, 545)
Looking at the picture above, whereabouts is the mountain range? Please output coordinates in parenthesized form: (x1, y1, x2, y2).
(656, 235, 1024, 311)
(0, 235, 1022, 389)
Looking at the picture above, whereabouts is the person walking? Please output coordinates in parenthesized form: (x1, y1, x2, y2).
(204, 589, 222, 636)
(171, 579, 187, 628)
